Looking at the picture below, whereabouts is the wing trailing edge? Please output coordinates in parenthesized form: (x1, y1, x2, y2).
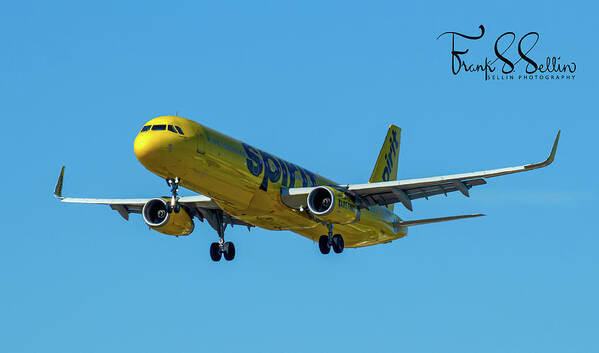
(399, 213, 485, 226)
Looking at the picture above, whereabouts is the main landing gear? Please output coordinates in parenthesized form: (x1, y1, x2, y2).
(318, 224, 344, 255)
(208, 210, 235, 262)
(166, 177, 181, 213)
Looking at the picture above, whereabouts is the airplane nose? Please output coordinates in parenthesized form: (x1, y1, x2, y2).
(134, 120, 190, 170)
(134, 132, 163, 164)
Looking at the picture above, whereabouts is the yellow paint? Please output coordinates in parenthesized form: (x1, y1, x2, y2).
(369, 124, 401, 212)
(151, 204, 195, 236)
(134, 116, 408, 247)
(307, 186, 360, 225)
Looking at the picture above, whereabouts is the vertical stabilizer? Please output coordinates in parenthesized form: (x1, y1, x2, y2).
(369, 125, 401, 211)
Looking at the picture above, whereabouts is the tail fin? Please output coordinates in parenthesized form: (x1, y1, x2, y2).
(370, 125, 401, 211)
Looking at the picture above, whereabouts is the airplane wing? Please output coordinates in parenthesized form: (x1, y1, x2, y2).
(53, 166, 251, 227)
(398, 213, 485, 226)
(281, 131, 560, 211)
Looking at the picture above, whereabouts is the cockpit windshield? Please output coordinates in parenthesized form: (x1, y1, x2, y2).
(139, 124, 185, 135)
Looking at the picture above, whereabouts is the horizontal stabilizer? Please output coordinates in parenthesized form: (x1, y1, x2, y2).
(399, 213, 485, 226)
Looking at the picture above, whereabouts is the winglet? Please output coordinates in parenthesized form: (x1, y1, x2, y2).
(546, 130, 560, 165)
(525, 130, 560, 170)
(54, 166, 65, 199)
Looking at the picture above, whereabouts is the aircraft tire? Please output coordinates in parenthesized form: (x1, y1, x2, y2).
(210, 242, 222, 262)
(332, 234, 344, 254)
(318, 235, 330, 254)
(223, 242, 235, 261)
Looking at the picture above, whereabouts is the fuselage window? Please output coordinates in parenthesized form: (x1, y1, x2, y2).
(175, 126, 184, 135)
(152, 125, 166, 131)
(140, 125, 151, 132)
(167, 125, 177, 133)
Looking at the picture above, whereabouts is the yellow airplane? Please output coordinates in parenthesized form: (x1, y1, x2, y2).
(54, 116, 560, 261)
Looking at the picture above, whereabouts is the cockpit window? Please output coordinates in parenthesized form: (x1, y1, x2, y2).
(175, 126, 184, 135)
(167, 125, 177, 133)
(140, 125, 151, 132)
(152, 125, 166, 131)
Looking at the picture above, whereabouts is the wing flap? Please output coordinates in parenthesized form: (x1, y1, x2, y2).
(359, 178, 487, 207)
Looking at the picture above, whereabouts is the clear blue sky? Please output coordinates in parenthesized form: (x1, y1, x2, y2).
(1, 1, 597, 352)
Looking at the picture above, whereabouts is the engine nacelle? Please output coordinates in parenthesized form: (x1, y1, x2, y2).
(142, 198, 194, 236)
(307, 186, 359, 225)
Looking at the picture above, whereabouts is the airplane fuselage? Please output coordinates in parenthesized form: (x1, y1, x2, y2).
(134, 116, 406, 247)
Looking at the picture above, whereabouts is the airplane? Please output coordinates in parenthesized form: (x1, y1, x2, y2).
(54, 116, 560, 262)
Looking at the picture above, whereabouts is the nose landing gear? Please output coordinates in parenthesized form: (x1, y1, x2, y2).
(318, 224, 344, 255)
(166, 178, 181, 213)
(164, 178, 238, 262)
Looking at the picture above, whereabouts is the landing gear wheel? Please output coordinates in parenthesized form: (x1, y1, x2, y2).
(332, 234, 344, 254)
(173, 204, 180, 213)
(318, 235, 331, 254)
(223, 242, 235, 261)
(207, 210, 235, 263)
(209, 242, 222, 262)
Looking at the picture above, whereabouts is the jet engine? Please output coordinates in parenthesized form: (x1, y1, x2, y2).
(142, 198, 194, 236)
(306, 186, 360, 225)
